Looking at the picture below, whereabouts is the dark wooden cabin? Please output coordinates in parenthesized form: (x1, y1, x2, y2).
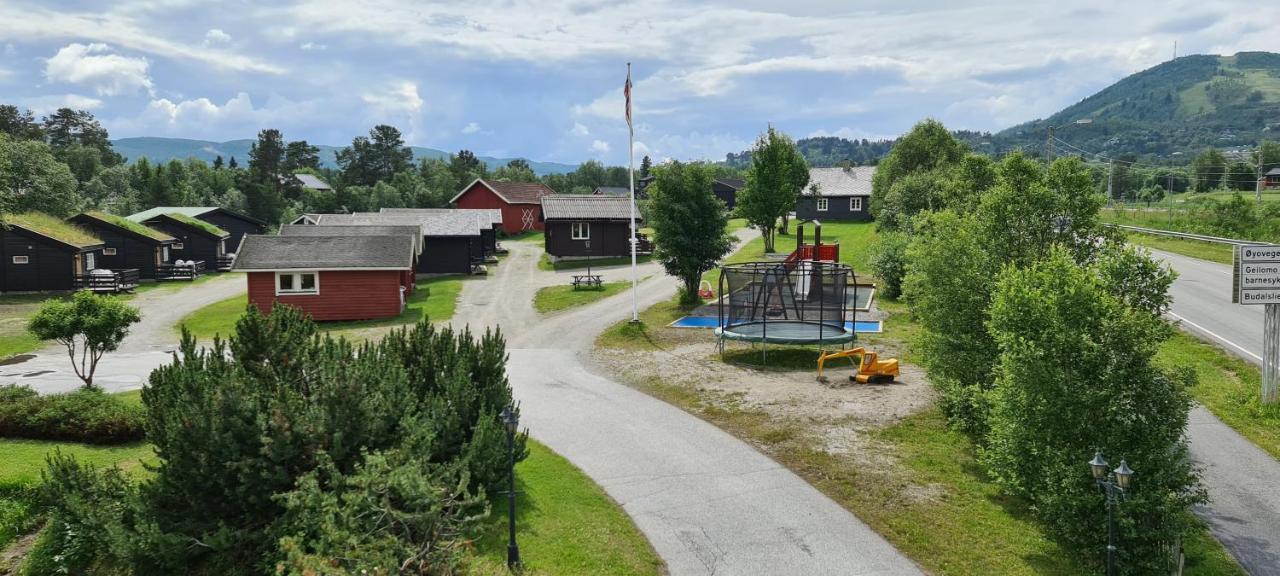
(712, 178, 744, 210)
(127, 207, 266, 253)
(68, 211, 177, 280)
(293, 212, 486, 275)
(379, 208, 502, 257)
(0, 213, 104, 293)
(133, 213, 231, 270)
(794, 167, 875, 222)
(540, 195, 644, 260)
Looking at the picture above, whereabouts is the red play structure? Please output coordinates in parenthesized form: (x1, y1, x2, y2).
(786, 220, 840, 267)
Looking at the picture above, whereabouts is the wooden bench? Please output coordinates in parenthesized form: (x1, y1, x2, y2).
(571, 274, 603, 290)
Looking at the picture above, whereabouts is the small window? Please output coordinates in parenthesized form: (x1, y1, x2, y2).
(816, 197, 829, 212)
(850, 197, 863, 212)
(86, 252, 96, 270)
(12, 256, 28, 264)
(103, 247, 117, 256)
(276, 271, 319, 295)
(571, 222, 590, 240)
(173, 242, 185, 250)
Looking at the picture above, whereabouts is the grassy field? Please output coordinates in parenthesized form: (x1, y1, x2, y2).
(534, 281, 631, 314)
(1124, 232, 1235, 264)
(469, 440, 663, 575)
(175, 276, 465, 341)
(0, 294, 65, 361)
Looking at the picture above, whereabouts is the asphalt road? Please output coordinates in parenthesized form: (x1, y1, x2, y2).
(1150, 248, 1280, 575)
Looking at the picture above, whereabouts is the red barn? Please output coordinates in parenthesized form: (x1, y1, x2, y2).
(450, 179, 555, 235)
(233, 234, 416, 322)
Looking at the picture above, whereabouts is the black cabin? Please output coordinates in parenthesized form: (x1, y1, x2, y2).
(0, 214, 104, 293)
(794, 167, 874, 222)
(137, 213, 230, 269)
(540, 195, 643, 259)
(712, 178, 744, 210)
(67, 212, 176, 280)
(126, 207, 266, 253)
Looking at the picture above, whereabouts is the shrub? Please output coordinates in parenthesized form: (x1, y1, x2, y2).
(0, 385, 144, 444)
(868, 232, 909, 299)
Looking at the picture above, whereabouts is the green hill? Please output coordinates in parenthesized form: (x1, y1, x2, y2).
(110, 137, 578, 176)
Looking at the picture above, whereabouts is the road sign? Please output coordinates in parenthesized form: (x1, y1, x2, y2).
(1234, 246, 1280, 304)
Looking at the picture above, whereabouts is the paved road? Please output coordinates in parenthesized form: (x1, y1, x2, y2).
(452, 237, 922, 575)
(1150, 248, 1280, 575)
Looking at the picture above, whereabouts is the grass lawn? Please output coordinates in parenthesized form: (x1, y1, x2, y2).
(534, 281, 631, 314)
(0, 294, 66, 361)
(538, 253, 653, 272)
(128, 271, 234, 297)
(175, 276, 465, 341)
(1125, 232, 1235, 265)
(505, 230, 545, 243)
(469, 440, 663, 575)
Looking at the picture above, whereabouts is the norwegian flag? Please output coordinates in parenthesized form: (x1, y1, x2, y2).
(624, 64, 633, 135)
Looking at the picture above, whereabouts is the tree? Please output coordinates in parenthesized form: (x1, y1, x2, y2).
(871, 119, 967, 221)
(1226, 161, 1255, 191)
(83, 164, 138, 212)
(492, 159, 536, 183)
(737, 127, 809, 252)
(639, 155, 653, 178)
(1257, 140, 1280, 175)
(449, 149, 484, 186)
(228, 156, 238, 169)
(0, 104, 44, 140)
(27, 291, 141, 388)
(338, 126, 414, 186)
(284, 140, 321, 172)
(647, 161, 733, 304)
(212, 155, 224, 170)
(1191, 148, 1226, 192)
(245, 129, 292, 224)
(0, 134, 81, 215)
(41, 108, 123, 167)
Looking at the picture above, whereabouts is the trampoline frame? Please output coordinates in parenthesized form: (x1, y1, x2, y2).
(716, 260, 856, 362)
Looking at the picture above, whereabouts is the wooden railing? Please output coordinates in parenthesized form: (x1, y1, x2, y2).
(74, 268, 141, 293)
(215, 255, 236, 271)
(635, 233, 654, 254)
(785, 243, 840, 269)
(156, 260, 206, 281)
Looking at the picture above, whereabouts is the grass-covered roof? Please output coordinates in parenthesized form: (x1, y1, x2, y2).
(165, 212, 228, 237)
(6, 212, 103, 248)
(85, 211, 175, 242)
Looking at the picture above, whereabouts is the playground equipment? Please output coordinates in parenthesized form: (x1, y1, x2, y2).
(716, 260, 855, 360)
(698, 280, 715, 299)
(816, 347, 900, 383)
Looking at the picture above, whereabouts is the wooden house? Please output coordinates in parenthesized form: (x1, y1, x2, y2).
(297, 212, 486, 275)
(1265, 167, 1280, 189)
(712, 178, 744, 210)
(127, 206, 266, 253)
(0, 213, 104, 293)
(279, 224, 422, 282)
(794, 167, 875, 222)
(132, 212, 232, 271)
(540, 195, 646, 260)
(380, 208, 502, 257)
(592, 185, 647, 201)
(450, 179, 555, 234)
(233, 234, 417, 321)
(68, 211, 176, 280)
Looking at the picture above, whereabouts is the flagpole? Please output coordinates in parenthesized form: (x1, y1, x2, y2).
(627, 62, 639, 323)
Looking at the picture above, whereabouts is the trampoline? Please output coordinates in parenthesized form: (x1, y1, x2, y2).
(715, 260, 856, 359)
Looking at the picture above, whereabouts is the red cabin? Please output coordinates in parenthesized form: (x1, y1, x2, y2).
(233, 234, 416, 322)
(450, 179, 555, 235)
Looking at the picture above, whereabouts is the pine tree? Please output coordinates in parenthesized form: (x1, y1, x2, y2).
(212, 155, 224, 170)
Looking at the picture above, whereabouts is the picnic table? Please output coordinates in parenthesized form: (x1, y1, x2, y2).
(572, 274, 603, 290)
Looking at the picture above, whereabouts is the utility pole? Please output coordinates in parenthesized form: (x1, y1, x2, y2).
(1046, 126, 1055, 162)
(1258, 147, 1265, 206)
(1107, 160, 1114, 204)
(1168, 168, 1174, 223)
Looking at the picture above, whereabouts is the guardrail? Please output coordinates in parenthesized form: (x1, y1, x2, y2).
(1110, 224, 1270, 247)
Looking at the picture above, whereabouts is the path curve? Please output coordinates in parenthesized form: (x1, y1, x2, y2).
(452, 235, 922, 575)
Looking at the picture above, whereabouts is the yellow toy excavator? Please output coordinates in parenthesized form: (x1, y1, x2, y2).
(817, 347, 899, 383)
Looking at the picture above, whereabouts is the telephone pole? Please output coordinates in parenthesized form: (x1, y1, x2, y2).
(1107, 160, 1114, 203)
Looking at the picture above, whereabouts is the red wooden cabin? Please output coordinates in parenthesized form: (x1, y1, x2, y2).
(450, 179, 555, 235)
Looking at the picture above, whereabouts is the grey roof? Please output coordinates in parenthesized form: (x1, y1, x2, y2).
(307, 212, 483, 237)
(1267, 167, 1280, 177)
(295, 174, 332, 190)
(127, 206, 217, 221)
(279, 224, 422, 254)
(592, 186, 631, 197)
(541, 194, 641, 221)
(233, 234, 414, 270)
(714, 178, 745, 190)
(801, 167, 875, 197)
(380, 207, 503, 226)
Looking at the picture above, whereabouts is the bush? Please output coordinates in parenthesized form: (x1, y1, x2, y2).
(868, 232, 909, 299)
(0, 385, 144, 444)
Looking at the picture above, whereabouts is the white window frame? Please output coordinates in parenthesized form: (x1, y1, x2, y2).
(275, 271, 319, 296)
(103, 247, 117, 256)
(85, 252, 96, 271)
(571, 221, 590, 240)
(161, 246, 171, 262)
(172, 242, 184, 250)
(850, 197, 863, 212)
(12, 255, 28, 264)
(816, 197, 829, 212)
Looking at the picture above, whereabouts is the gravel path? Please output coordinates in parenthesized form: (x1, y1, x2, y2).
(451, 233, 923, 575)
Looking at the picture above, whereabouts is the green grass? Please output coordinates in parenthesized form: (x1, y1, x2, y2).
(703, 220, 879, 294)
(0, 294, 65, 361)
(533, 281, 631, 314)
(5, 213, 101, 248)
(1124, 232, 1235, 265)
(175, 276, 465, 341)
(505, 230, 544, 243)
(469, 440, 663, 575)
(538, 254, 653, 271)
(1158, 331, 1280, 460)
(84, 211, 174, 242)
(163, 212, 227, 237)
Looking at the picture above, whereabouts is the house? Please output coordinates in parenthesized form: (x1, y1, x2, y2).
(540, 195, 646, 260)
(0, 212, 104, 293)
(297, 212, 485, 275)
(794, 167, 875, 222)
(295, 173, 333, 192)
(67, 211, 177, 280)
(127, 206, 267, 253)
(1265, 167, 1280, 189)
(450, 179, 556, 234)
(233, 234, 416, 322)
(592, 185, 648, 200)
(380, 208, 503, 257)
(132, 212, 232, 270)
(712, 178, 745, 210)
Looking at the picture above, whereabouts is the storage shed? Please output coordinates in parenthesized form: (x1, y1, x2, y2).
(133, 212, 232, 271)
(233, 234, 416, 322)
(450, 179, 555, 234)
(540, 195, 644, 259)
(0, 213, 104, 293)
(68, 211, 177, 280)
(127, 206, 266, 253)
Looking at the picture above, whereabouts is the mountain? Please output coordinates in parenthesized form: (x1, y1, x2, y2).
(109, 137, 579, 176)
(723, 130, 992, 169)
(985, 51, 1280, 159)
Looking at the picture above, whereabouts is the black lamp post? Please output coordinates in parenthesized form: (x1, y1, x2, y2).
(502, 405, 521, 570)
(1089, 452, 1135, 576)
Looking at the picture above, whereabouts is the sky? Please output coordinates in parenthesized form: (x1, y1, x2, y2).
(0, 0, 1275, 166)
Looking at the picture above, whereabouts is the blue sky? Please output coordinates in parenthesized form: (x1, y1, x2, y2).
(0, 0, 1274, 166)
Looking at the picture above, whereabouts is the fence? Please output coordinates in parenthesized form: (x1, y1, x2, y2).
(157, 260, 207, 281)
(215, 255, 236, 271)
(74, 268, 141, 293)
(1110, 224, 1269, 247)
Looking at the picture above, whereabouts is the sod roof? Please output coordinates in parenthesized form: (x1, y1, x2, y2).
(164, 212, 229, 237)
(84, 211, 175, 242)
(6, 212, 103, 248)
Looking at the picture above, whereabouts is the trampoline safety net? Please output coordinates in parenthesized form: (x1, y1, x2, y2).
(717, 260, 854, 346)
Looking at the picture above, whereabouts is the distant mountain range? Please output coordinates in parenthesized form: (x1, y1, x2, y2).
(109, 137, 579, 176)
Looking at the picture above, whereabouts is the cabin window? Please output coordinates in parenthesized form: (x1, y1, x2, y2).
(11, 256, 28, 264)
(276, 271, 319, 295)
(816, 197, 828, 212)
(571, 222, 590, 240)
(850, 197, 863, 212)
(103, 247, 117, 256)
(85, 252, 96, 271)
(161, 246, 170, 262)
(173, 242, 184, 250)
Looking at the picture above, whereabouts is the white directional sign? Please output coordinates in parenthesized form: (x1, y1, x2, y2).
(1234, 245, 1280, 305)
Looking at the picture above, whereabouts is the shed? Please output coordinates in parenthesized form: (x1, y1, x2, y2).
(794, 167, 875, 222)
(233, 234, 416, 322)
(712, 178, 744, 210)
(540, 195, 644, 259)
(0, 212, 104, 292)
(450, 179, 555, 234)
(67, 211, 176, 280)
(134, 212, 232, 270)
(127, 206, 267, 253)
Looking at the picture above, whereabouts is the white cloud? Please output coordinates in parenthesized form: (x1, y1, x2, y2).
(45, 43, 152, 96)
(204, 28, 231, 45)
(300, 42, 327, 51)
(590, 139, 611, 154)
(23, 93, 105, 114)
(362, 81, 423, 116)
(461, 122, 482, 134)
(570, 122, 589, 136)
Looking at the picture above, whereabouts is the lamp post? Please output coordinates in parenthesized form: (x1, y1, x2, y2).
(501, 405, 521, 570)
(1089, 452, 1135, 576)
(1046, 118, 1093, 162)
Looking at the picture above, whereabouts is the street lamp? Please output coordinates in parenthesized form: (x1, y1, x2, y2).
(1089, 452, 1135, 576)
(1046, 118, 1093, 161)
(501, 405, 521, 570)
